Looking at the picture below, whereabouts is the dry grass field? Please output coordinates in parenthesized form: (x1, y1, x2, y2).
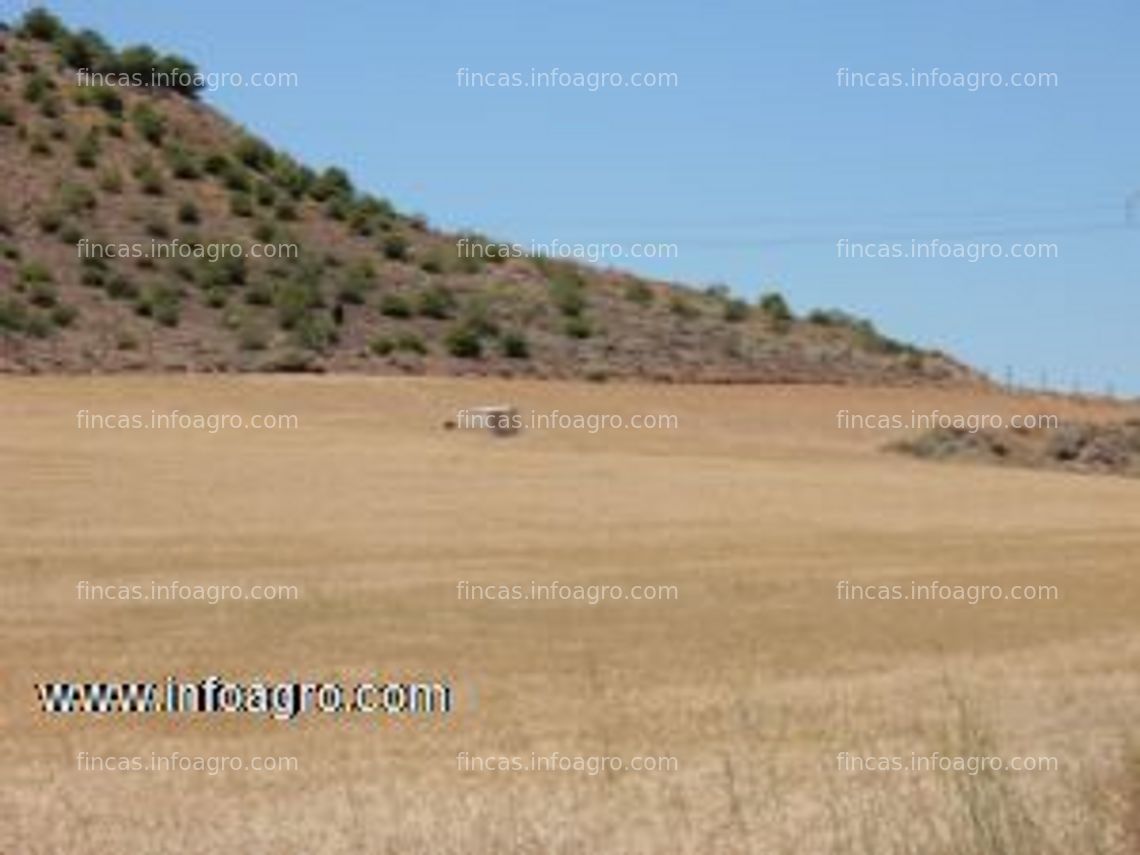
(1, 376, 1138, 853)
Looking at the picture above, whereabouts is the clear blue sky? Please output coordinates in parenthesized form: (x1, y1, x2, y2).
(8, 0, 1139, 393)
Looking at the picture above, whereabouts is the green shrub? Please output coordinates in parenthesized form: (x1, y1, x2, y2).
(335, 276, 367, 306)
(254, 180, 276, 207)
(724, 298, 749, 322)
(382, 234, 409, 261)
(20, 262, 53, 284)
(274, 200, 297, 221)
(563, 316, 593, 339)
(417, 284, 455, 319)
(251, 220, 276, 242)
(324, 196, 350, 221)
(60, 29, 113, 71)
(36, 210, 62, 234)
(165, 145, 201, 180)
(758, 291, 792, 322)
(234, 135, 276, 173)
(89, 86, 123, 117)
(177, 200, 200, 224)
(550, 270, 587, 316)
(244, 280, 273, 306)
(394, 332, 427, 354)
(0, 298, 29, 332)
(22, 73, 53, 105)
(273, 279, 320, 329)
(74, 132, 100, 169)
(445, 324, 483, 358)
(238, 319, 268, 350)
(39, 97, 63, 120)
(99, 168, 124, 193)
(25, 312, 53, 338)
(18, 8, 67, 42)
(418, 248, 447, 274)
(2, 245, 21, 261)
(203, 153, 231, 176)
(116, 330, 140, 351)
(59, 224, 82, 245)
(130, 103, 166, 146)
(269, 156, 313, 199)
(0, 103, 16, 128)
(461, 296, 498, 337)
(379, 292, 412, 318)
(50, 303, 78, 327)
(624, 281, 654, 305)
(80, 268, 105, 288)
(27, 279, 58, 308)
(106, 273, 138, 300)
(28, 133, 52, 156)
(132, 158, 165, 195)
(144, 213, 170, 238)
(369, 336, 394, 356)
(60, 182, 97, 215)
(221, 162, 251, 193)
(309, 167, 352, 202)
(230, 193, 254, 218)
(500, 330, 530, 359)
(204, 288, 227, 309)
(136, 284, 181, 326)
(291, 312, 336, 351)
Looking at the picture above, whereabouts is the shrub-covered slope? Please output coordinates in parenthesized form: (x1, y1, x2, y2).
(0, 9, 979, 383)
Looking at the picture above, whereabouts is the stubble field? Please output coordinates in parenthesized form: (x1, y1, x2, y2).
(1, 376, 1138, 854)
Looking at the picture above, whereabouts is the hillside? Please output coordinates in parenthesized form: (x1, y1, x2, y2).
(0, 9, 978, 383)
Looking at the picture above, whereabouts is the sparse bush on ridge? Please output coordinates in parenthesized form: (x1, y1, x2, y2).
(394, 332, 427, 354)
(130, 103, 165, 145)
(550, 270, 587, 317)
(0, 297, 30, 333)
(369, 336, 394, 356)
(35, 209, 62, 234)
(291, 311, 337, 352)
(132, 157, 165, 195)
(73, 130, 99, 168)
(88, 86, 123, 117)
(230, 193, 254, 218)
(379, 292, 412, 318)
(758, 290, 793, 322)
(234, 134, 276, 173)
(624, 280, 654, 305)
(274, 200, 298, 221)
(135, 283, 180, 326)
(724, 297, 749, 322)
(309, 166, 352, 202)
(418, 248, 447, 274)
(445, 323, 483, 358)
(177, 200, 200, 224)
(59, 182, 96, 215)
(165, 145, 201, 180)
(500, 330, 530, 358)
(99, 167, 123, 193)
(669, 294, 698, 318)
(563, 315, 593, 338)
(416, 283, 455, 319)
(17, 7, 67, 42)
(22, 72, 53, 105)
(254, 180, 276, 207)
(382, 233, 409, 261)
